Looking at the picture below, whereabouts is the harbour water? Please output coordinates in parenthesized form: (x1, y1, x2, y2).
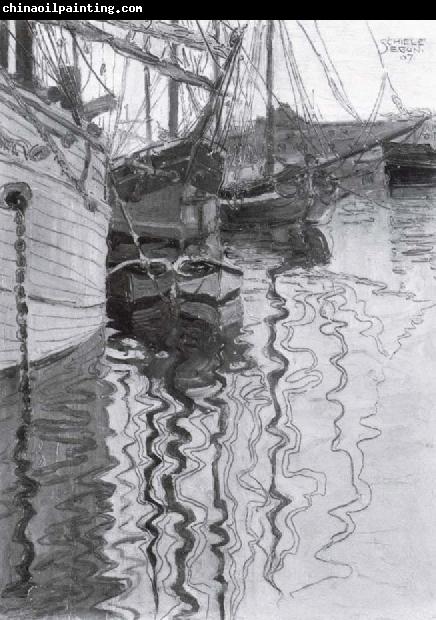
(1, 194, 436, 620)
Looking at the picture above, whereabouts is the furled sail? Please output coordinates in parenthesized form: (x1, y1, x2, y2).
(104, 20, 230, 59)
(30, 20, 216, 90)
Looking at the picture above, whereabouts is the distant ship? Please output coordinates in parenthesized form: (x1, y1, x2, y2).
(219, 20, 428, 226)
(383, 117, 436, 193)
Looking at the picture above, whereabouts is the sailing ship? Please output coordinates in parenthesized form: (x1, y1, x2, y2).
(219, 20, 429, 228)
(109, 20, 243, 247)
(1, 19, 236, 372)
(0, 20, 114, 372)
(383, 115, 436, 194)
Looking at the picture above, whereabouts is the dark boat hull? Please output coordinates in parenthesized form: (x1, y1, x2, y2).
(383, 141, 436, 190)
(106, 263, 174, 334)
(220, 189, 337, 228)
(220, 167, 338, 228)
(110, 139, 224, 243)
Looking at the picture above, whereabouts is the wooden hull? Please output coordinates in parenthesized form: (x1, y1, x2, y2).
(220, 190, 306, 228)
(0, 82, 111, 372)
(111, 139, 223, 242)
(220, 189, 336, 227)
(106, 262, 174, 333)
(383, 141, 436, 189)
(111, 182, 219, 242)
(178, 296, 243, 329)
(107, 263, 174, 303)
(175, 257, 243, 304)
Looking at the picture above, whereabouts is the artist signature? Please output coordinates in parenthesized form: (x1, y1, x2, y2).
(379, 38, 425, 62)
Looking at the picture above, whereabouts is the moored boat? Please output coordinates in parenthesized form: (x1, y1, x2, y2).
(220, 166, 338, 228)
(178, 296, 243, 330)
(0, 24, 111, 372)
(383, 140, 436, 193)
(174, 255, 243, 305)
(106, 259, 174, 334)
(220, 21, 429, 227)
(109, 23, 244, 247)
(110, 138, 225, 244)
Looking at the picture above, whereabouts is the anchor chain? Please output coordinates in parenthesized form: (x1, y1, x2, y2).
(13, 201, 31, 406)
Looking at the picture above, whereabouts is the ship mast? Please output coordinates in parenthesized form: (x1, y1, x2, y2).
(15, 20, 34, 86)
(213, 20, 221, 132)
(264, 19, 275, 177)
(0, 21, 8, 69)
(143, 31, 152, 142)
(168, 19, 179, 138)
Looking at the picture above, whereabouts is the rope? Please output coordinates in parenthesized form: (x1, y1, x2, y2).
(73, 31, 114, 97)
(196, 20, 221, 69)
(278, 20, 330, 156)
(297, 20, 360, 122)
(0, 66, 96, 210)
(109, 177, 174, 303)
(314, 20, 361, 121)
(366, 20, 409, 116)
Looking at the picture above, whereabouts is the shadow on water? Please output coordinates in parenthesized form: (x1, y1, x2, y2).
(103, 287, 249, 620)
(0, 330, 126, 619)
(2, 199, 436, 620)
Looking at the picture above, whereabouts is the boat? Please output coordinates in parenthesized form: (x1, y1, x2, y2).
(1, 19, 232, 373)
(220, 163, 338, 227)
(0, 21, 113, 373)
(174, 255, 243, 305)
(383, 139, 436, 194)
(219, 21, 429, 227)
(106, 258, 174, 335)
(110, 138, 225, 245)
(219, 21, 342, 228)
(109, 21, 244, 247)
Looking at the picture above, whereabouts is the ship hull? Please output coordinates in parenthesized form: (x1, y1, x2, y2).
(0, 82, 111, 372)
(106, 262, 174, 335)
(220, 190, 336, 228)
(220, 191, 306, 228)
(175, 257, 243, 305)
(383, 141, 436, 190)
(110, 139, 223, 243)
(111, 182, 219, 242)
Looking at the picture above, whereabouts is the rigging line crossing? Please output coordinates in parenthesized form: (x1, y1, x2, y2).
(278, 20, 330, 158)
(72, 30, 114, 97)
(365, 19, 409, 116)
(314, 20, 362, 122)
(196, 20, 221, 69)
(296, 20, 360, 122)
(347, 73, 387, 157)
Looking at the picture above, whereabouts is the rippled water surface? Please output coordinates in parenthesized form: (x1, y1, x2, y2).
(2, 195, 436, 620)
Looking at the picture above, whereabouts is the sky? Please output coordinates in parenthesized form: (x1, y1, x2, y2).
(273, 20, 436, 121)
(46, 19, 436, 152)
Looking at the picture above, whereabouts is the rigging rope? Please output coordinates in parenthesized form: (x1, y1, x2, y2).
(196, 20, 221, 69)
(279, 20, 331, 157)
(314, 20, 361, 121)
(366, 20, 409, 116)
(297, 20, 361, 122)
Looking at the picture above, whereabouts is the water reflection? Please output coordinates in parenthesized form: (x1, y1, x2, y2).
(1, 195, 436, 619)
(0, 330, 124, 619)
